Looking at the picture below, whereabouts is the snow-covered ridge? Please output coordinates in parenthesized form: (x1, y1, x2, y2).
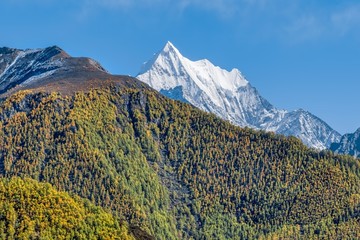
(0, 46, 65, 93)
(0, 46, 107, 94)
(137, 41, 341, 149)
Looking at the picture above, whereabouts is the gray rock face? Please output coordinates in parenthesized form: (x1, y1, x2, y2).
(331, 128, 360, 158)
(0, 46, 106, 94)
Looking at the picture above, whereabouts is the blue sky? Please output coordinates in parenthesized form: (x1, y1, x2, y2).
(0, 0, 359, 134)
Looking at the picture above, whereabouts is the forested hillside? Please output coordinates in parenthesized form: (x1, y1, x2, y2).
(0, 85, 359, 239)
(0, 177, 134, 239)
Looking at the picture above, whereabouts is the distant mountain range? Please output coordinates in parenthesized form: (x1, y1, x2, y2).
(331, 128, 360, 158)
(137, 42, 341, 150)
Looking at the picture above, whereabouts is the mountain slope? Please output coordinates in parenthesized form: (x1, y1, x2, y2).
(137, 42, 341, 149)
(0, 46, 358, 239)
(0, 177, 135, 239)
(331, 128, 360, 158)
(0, 89, 176, 239)
(0, 46, 146, 97)
(1, 87, 359, 239)
(0, 46, 103, 94)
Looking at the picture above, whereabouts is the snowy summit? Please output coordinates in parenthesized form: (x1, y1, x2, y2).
(137, 42, 341, 149)
(139, 41, 248, 107)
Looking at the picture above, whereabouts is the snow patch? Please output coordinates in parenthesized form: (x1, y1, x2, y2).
(0, 51, 25, 80)
(21, 69, 57, 85)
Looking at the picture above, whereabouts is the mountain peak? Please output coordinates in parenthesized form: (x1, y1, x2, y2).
(138, 42, 249, 96)
(137, 43, 341, 149)
(163, 41, 177, 52)
(41, 45, 70, 59)
(0, 45, 112, 96)
(47, 45, 63, 51)
(138, 41, 183, 76)
(160, 41, 183, 59)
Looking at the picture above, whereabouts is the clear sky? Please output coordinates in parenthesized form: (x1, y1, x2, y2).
(0, 0, 359, 134)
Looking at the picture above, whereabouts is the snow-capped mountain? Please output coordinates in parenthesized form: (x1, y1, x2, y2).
(330, 128, 360, 158)
(0, 46, 107, 95)
(137, 41, 341, 149)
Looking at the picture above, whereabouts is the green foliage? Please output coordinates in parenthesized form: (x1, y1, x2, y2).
(0, 87, 359, 239)
(0, 90, 176, 239)
(0, 177, 134, 239)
